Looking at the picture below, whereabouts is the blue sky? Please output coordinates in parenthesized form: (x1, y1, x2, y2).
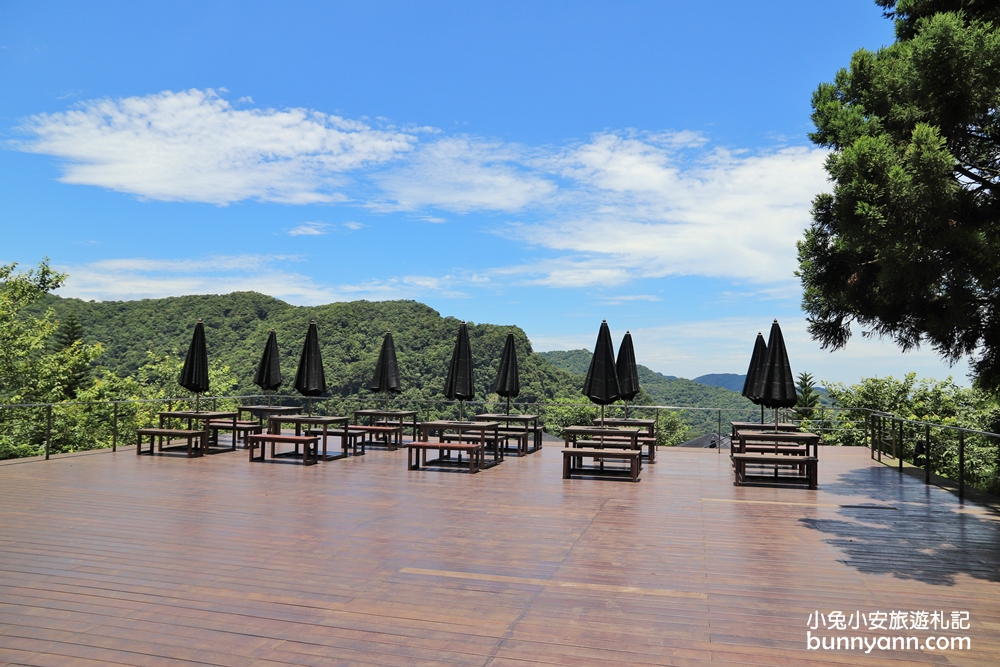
(0, 1, 973, 385)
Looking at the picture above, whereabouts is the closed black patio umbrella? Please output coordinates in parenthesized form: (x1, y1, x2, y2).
(179, 319, 209, 411)
(254, 329, 282, 405)
(583, 320, 620, 426)
(616, 331, 640, 419)
(754, 319, 796, 430)
(294, 320, 326, 415)
(369, 331, 402, 408)
(444, 322, 475, 421)
(494, 331, 520, 415)
(741, 331, 767, 423)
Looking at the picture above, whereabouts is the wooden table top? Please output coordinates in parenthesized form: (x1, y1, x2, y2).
(737, 430, 821, 443)
(421, 420, 500, 429)
(354, 409, 418, 418)
(731, 421, 799, 431)
(3, 446, 999, 664)
(565, 425, 642, 436)
(593, 418, 656, 426)
(238, 405, 301, 415)
(158, 410, 237, 420)
(475, 413, 539, 423)
(270, 414, 348, 425)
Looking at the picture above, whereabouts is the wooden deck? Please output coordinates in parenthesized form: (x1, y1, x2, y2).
(1, 442, 999, 666)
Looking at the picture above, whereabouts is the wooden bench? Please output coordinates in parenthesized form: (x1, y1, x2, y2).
(562, 448, 641, 482)
(496, 428, 532, 456)
(353, 424, 403, 449)
(247, 434, 320, 465)
(407, 442, 483, 473)
(208, 420, 262, 448)
(732, 453, 817, 489)
(306, 428, 367, 456)
(136, 428, 203, 458)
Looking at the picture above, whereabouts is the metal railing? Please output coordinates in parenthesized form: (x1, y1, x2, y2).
(2, 396, 997, 498)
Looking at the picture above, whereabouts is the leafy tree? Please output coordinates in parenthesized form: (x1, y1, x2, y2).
(798, 1, 1000, 390)
(793, 372, 821, 419)
(0, 260, 102, 404)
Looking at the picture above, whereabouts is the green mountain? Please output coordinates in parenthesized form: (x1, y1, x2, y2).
(34, 292, 581, 404)
(693, 373, 746, 392)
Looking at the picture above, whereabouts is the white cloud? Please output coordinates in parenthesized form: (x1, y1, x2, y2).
(288, 222, 329, 236)
(342, 221, 364, 230)
(15, 88, 415, 205)
(55, 255, 466, 305)
(506, 136, 829, 284)
(375, 137, 556, 212)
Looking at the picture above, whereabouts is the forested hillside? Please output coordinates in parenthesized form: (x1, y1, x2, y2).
(34, 292, 581, 403)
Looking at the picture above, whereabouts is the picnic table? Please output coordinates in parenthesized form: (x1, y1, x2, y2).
(731, 429, 820, 489)
(157, 410, 238, 456)
(474, 413, 542, 456)
(592, 418, 656, 463)
(268, 414, 351, 461)
(413, 420, 502, 471)
(352, 409, 418, 449)
(563, 425, 642, 480)
(730, 421, 798, 442)
(237, 405, 301, 426)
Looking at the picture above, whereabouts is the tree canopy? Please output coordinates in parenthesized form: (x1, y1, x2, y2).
(798, 0, 1000, 390)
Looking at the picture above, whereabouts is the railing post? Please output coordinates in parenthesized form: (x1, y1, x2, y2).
(925, 423, 931, 484)
(112, 402, 118, 452)
(45, 404, 52, 460)
(868, 413, 873, 459)
(718, 409, 722, 455)
(958, 431, 965, 501)
(877, 416, 882, 462)
(897, 419, 903, 471)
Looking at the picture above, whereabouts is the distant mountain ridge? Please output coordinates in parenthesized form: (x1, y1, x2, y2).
(693, 373, 746, 392)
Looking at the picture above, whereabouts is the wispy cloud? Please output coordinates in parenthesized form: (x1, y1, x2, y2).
(15, 88, 416, 205)
(55, 255, 466, 305)
(288, 222, 329, 236)
(374, 137, 556, 213)
(342, 221, 364, 230)
(16, 90, 829, 288)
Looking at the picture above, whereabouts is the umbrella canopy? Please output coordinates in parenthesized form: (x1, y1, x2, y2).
(253, 329, 282, 392)
(369, 331, 402, 394)
(444, 322, 475, 402)
(741, 332, 767, 404)
(179, 319, 210, 396)
(583, 320, 621, 406)
(615, 331, 640, 402)
(294, 320, 326, 398)
(494, 331, 520, 414)
(754, 319, 796, 409)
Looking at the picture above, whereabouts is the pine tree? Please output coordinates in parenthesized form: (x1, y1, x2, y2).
(794, 372, 820, 420)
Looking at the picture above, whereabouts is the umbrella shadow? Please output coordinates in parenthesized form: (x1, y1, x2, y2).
(798, 467, 1000, 585)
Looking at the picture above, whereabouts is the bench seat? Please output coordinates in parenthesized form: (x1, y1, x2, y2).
(306, 428, 366, 456)
(207, 420, 262, 448)
(407, 441, 483, 473)
(247, 434, 320, 465)
(136, 428, 203, 458)
(562, 447, 641, 482)
(732, 453, 817, 489)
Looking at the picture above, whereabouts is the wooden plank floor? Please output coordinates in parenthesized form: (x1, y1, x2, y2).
(1, 441, 998, 666)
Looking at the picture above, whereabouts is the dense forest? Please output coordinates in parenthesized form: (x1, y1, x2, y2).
(33, 291, 583, 404)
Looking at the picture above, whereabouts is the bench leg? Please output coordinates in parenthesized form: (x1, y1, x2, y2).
(631, 456, 639, 482)
(563, 453, 570, 479)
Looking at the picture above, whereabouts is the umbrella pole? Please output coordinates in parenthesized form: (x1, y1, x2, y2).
(459, 400, 464, 422)
(506, 396, 510, 416)
(308, 397, 313, 417)
(195, 394, 200, 412)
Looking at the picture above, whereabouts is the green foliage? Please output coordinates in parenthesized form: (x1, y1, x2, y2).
(793, 372, 821, 419)
(0, 260, 103, 404)
(823, 372, 1000, 494)
(543, 398, 597, 437)
(798, 2, 1000, 390)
